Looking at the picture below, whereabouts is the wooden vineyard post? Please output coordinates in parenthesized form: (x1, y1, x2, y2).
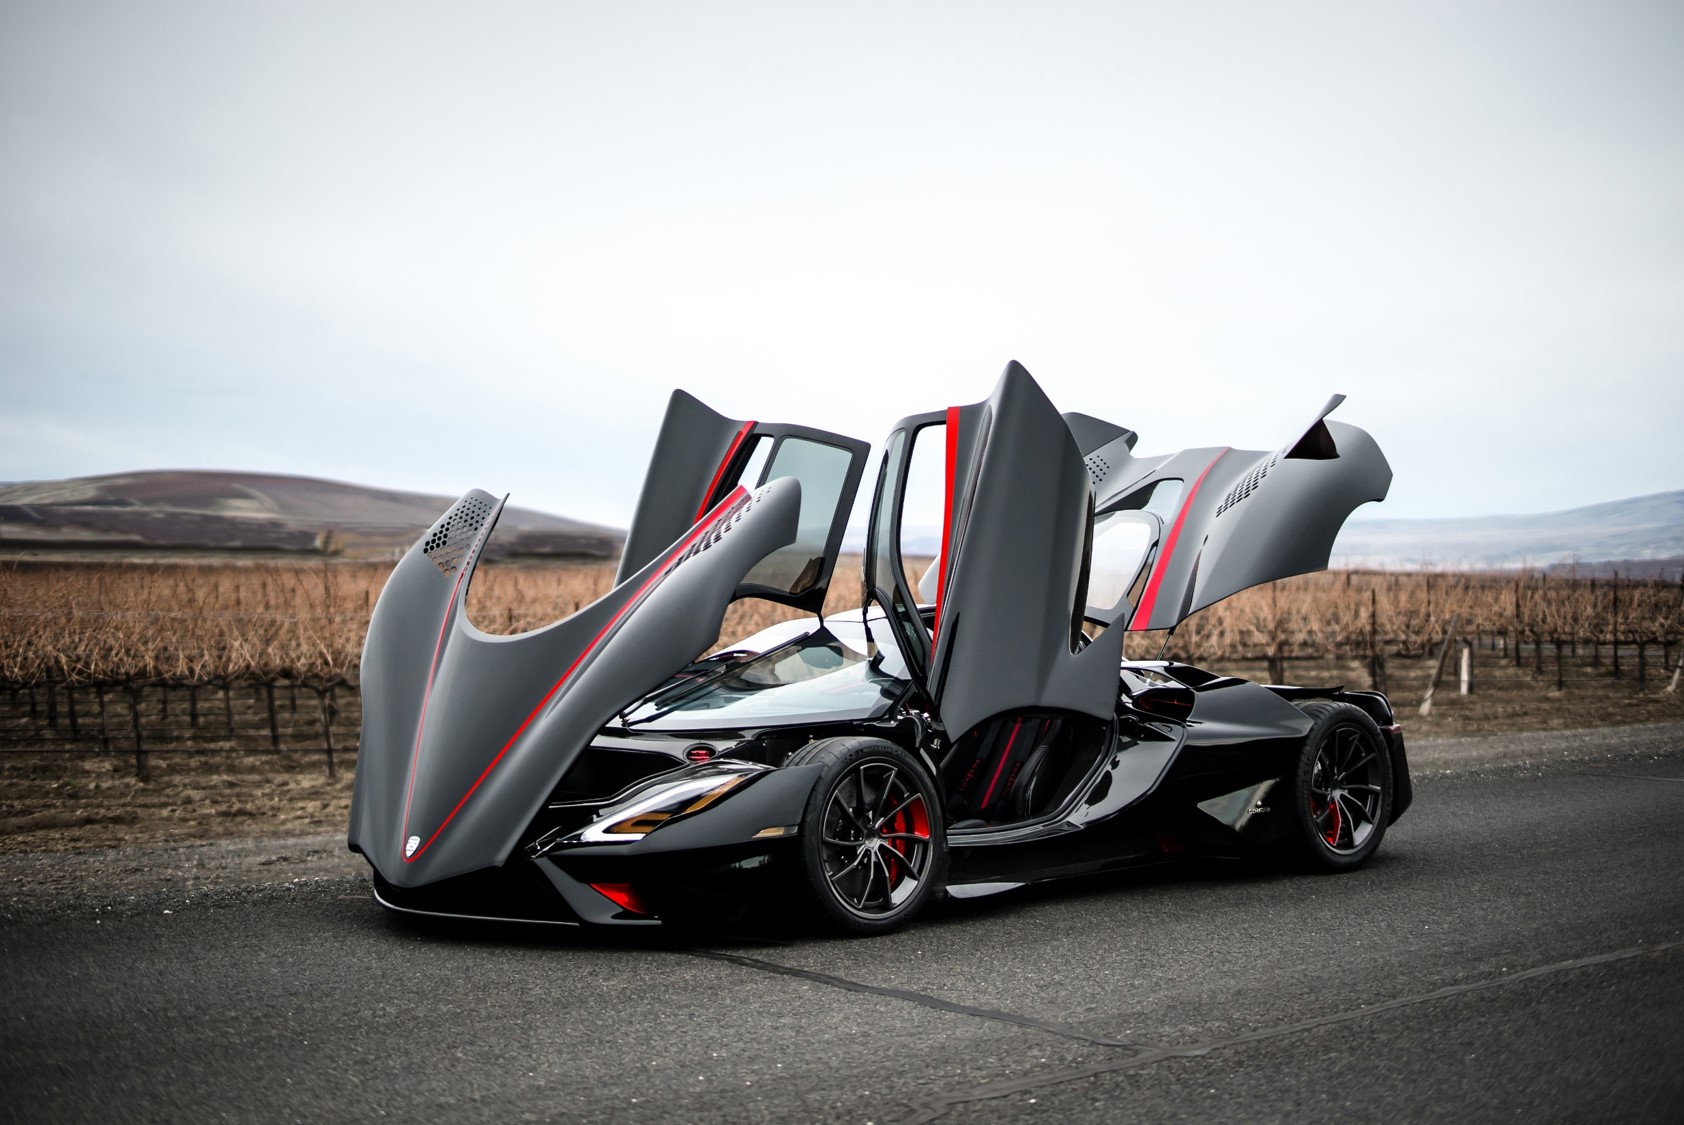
(222, 682, 235, 741)
(1267, 583, 1284, 684)
(1367, 588, 1387, 693)
(1603, 575, 1616, 680)
(1512, 578, 1523, 668)
(317, 684, 337, 778)
(1669, 651, 1682, 694)
(65, 686, 80, 739)
(127, 683, 149, 782)
(1459, 639, 1472, 695)
(1590, 578, 1601, 668)
(264, 681, 281, 752)
(95, 683, 112, 752)
(1419, 615, 1460, 717)
(1555, 639, 1565, 691)
(46, 683, 57, 728)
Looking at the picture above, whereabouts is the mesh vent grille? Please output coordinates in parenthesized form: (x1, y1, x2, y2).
(422, 494, 494, 576)
(1084, 453, 1112, 485)
(1215, 454, 1277, 517)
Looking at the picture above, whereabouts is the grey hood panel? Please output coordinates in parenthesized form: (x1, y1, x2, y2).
(351, 480, 801, 886)
(1120, 400, 1392, 632)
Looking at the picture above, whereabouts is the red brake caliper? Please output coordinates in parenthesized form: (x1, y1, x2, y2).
(884, 796, 931, 886)
(1315, 793, 1343, 847)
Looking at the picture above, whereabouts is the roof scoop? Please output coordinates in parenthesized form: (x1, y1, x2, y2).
(1285, 393, 1346, 461)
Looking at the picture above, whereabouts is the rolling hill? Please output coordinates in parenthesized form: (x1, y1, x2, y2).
(4, 471, 1679, 577)
(0, 471, 623, 561)
(1331, 489, 1684, 574)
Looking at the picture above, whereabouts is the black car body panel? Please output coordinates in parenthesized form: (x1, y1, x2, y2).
(352, 362, 1412, 930)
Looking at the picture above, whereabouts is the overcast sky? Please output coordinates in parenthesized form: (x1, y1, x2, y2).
(2, 1, 1680, 527)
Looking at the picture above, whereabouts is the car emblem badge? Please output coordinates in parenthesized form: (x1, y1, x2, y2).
(405, 835, 420, 858)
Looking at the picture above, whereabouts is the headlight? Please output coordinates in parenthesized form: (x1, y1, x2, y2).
(580, 773, 750, 842)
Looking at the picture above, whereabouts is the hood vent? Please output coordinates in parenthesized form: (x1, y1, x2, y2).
(422, 494, 494, 576)
(1215, 454, 1277, 518)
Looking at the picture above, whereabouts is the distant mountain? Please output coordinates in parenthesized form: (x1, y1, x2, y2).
(874, 492, 1684, 579)
(0, 471, 623, 561)
(1332, 489, 1684, 573)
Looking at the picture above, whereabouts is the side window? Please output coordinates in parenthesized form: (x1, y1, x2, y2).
(1113, 478, 1184, 522)
(896, 421, 946, 604)
(1085, 511, 1161, 619)
(868, 430, 909, 606)
(741, 436, 854, 597)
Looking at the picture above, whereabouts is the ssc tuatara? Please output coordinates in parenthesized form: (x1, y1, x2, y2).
(350, 362, 1411, 934)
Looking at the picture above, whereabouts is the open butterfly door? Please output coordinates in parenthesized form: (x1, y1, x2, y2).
(863, 362, 1128, 741)
(616, 390, 870, 615)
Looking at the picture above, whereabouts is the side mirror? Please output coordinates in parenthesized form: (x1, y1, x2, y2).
(1126, 683, 1195, 722)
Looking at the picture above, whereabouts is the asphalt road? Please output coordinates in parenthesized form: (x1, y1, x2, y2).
(4, 729, 1683, 1124)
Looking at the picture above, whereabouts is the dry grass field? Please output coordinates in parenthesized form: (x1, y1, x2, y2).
(1, 557, 1679, 854)
(0, 558, 851, 685)
(3, 556, 1679, 685)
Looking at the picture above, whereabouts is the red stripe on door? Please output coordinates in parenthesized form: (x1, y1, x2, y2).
(979, 718, 1024, 810)
(696, 421, 756, 523)
(1128, 449, 1228, 631)
(929, 407, 960, 645)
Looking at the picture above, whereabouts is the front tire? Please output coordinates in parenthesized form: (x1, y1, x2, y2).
(794, 737, 946, 935)
(1289, 702, 1392, 871)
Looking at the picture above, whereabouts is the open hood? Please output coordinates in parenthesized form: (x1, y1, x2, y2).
(352, 390, 871, 886)
(350, 480, 807, 885)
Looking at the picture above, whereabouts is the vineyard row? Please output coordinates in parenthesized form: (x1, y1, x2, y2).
(4, 561, 1682, 686)
(4, 631, 1680, 781)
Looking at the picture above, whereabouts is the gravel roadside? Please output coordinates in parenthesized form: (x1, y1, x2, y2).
(4, 721, 1680, 917)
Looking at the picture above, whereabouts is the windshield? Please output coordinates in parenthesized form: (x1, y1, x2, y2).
(622, 615, 908, 730)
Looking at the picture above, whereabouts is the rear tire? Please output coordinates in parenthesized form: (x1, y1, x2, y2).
(794, 737, 946, 935)
(1288, 702, 1392, 872)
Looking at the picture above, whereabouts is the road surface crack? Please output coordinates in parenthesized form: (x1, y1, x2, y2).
(677, 947, 1156, 1050)
(895, 939, 1684, 1123)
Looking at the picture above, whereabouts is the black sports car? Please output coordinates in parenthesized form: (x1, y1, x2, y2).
(350, 362, 1411, 934)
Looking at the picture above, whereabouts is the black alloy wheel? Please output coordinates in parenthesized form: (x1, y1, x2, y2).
(793, 737, 946, 935)
(1289, 701, 1393, 871)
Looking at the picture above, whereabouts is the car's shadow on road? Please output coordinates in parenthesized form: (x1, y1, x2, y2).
(348, 847, 1416, 952)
